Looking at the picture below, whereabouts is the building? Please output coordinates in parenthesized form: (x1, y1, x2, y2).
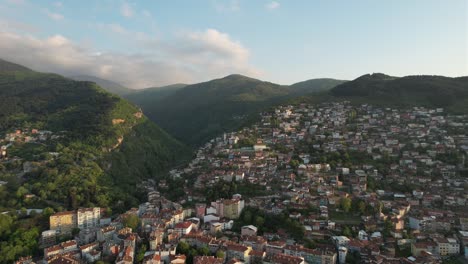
(77, 208, 101, 230)
(193, 256, 223, 264)
(241, 225, 258, 236)
(49, 211, 77, 235)
(271, 253, 305, 264)
(223, 199, 244, 219)
(411, 241, 437, 256)
(338, 246, 348, 264)
(174, 221, 193, 236)
(434, 237, 459, 256)
(226, 244, 252, 263)
(195, 203, 206, 219)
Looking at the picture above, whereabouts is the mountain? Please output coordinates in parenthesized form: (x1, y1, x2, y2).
(0, 58, 32, 72)
(70, 75, 133, 96)
(132, 74, 292, 145)
(0, 61, 191, 213)
(127, 74, 344, 146)
(290, 78, 346, 94)
(330, 73, 468, 112)
(124, 83, 187, 106)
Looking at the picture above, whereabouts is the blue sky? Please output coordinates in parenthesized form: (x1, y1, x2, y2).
(0, 0, 466, 88)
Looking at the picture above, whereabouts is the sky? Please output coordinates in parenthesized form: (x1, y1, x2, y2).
(0, 0, 466, 89)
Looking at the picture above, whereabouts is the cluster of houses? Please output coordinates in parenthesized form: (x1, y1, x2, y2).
(0, 128, 62, 190)
(165, 102, 467, 263)
(14, 102, 468, 264)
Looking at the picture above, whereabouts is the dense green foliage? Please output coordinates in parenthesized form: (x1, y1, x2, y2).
(125, 83, 187, 105)
(0, 213, 47, 263)
(330, 73, 468, 112)
(233, 206, 305, 241)
(70, 75, 133, 96)
(290, 78, 346, 94)
(127, 74, 343, 146)
(0, 64, 191, 212)
(0, 61, 192, 262)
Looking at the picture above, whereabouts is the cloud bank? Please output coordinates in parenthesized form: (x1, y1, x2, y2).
(0, 27, 260, 88)
(266, 1, 280, 10)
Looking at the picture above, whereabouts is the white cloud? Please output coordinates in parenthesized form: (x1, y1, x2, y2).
(120, 1, 134, 18)
(214, 0, 240, 12)
(6, 0, 26, 5)
(142, 10, 152, 17)
(54, 1, 63, 8)
(0, 27, 261, 88)
(43, 9, 64, 20)
(266, 1, 280, 10)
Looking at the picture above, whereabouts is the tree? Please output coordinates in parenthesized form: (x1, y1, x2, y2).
(43, 207, 55, 217)
(216, 250, 225, 259)
(72, 228, 80, 237)
(343, 226, 352, 237)
(0, 214, 13, 238)
(198, 246, 210, 256)
(123, 214, 140, 231)
(340, 197, 352, 213)
(177, 241, 190, 255)
(254, 216, 265, 228)
(358, 201, 366, 215)
(136, 244, 147, 262)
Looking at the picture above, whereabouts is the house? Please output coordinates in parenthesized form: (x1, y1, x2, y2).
(241, 225, 258, 236)
(270, 253, 305, 264)
(44, 240, 78, 258)
(169, 254, 187, 264)
(411, 241, 437, 256)
(226, 243, 252, 263)
(175, 222, 193, 236)
(143, 253, 163, 264)
(193, 256, 223, 264)
(434, 237, 459, 256)
(210, 222, 222, 235)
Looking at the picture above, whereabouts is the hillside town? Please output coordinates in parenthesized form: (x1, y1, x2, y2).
(13, 102, 468, 264)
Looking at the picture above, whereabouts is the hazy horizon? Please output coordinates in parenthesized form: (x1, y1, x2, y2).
(0, 0, 466, 88)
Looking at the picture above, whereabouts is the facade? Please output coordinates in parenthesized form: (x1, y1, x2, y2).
(49, 211, 77, 235)
(435, 237, 459, 256)
(77, 207, 101, 230)
(226, 244, 252, 262)
(223, 199, 244, 219)
(241, 225, 258, 236)
(174, 221, 193, 236)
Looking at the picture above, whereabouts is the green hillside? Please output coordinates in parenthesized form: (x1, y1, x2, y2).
(0, 67, 191, 212)
(124, 83, 187, 106)
(70, 75, 133, 96)
(290, 78, 346, 94)
(127, 74, 343, 146)
(132, 74, 290, 145)
(330, 73, 468, 112)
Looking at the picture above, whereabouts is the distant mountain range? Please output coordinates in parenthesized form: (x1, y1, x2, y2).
(125, 74, 345, 145)
(69, 75, 133, 96)
(330, 73, 468, 113)
(2, 58, 467, 148)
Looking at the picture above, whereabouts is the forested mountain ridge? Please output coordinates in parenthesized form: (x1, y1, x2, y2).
(330, 73, 468, 112)
(0, 64, 191, 212)
(69, 75, 133, 96)
(127, 74, 344, 146)
(124, 83, 187, 107)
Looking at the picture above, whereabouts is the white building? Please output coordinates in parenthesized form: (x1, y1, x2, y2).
(77, 208, 101, 230)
